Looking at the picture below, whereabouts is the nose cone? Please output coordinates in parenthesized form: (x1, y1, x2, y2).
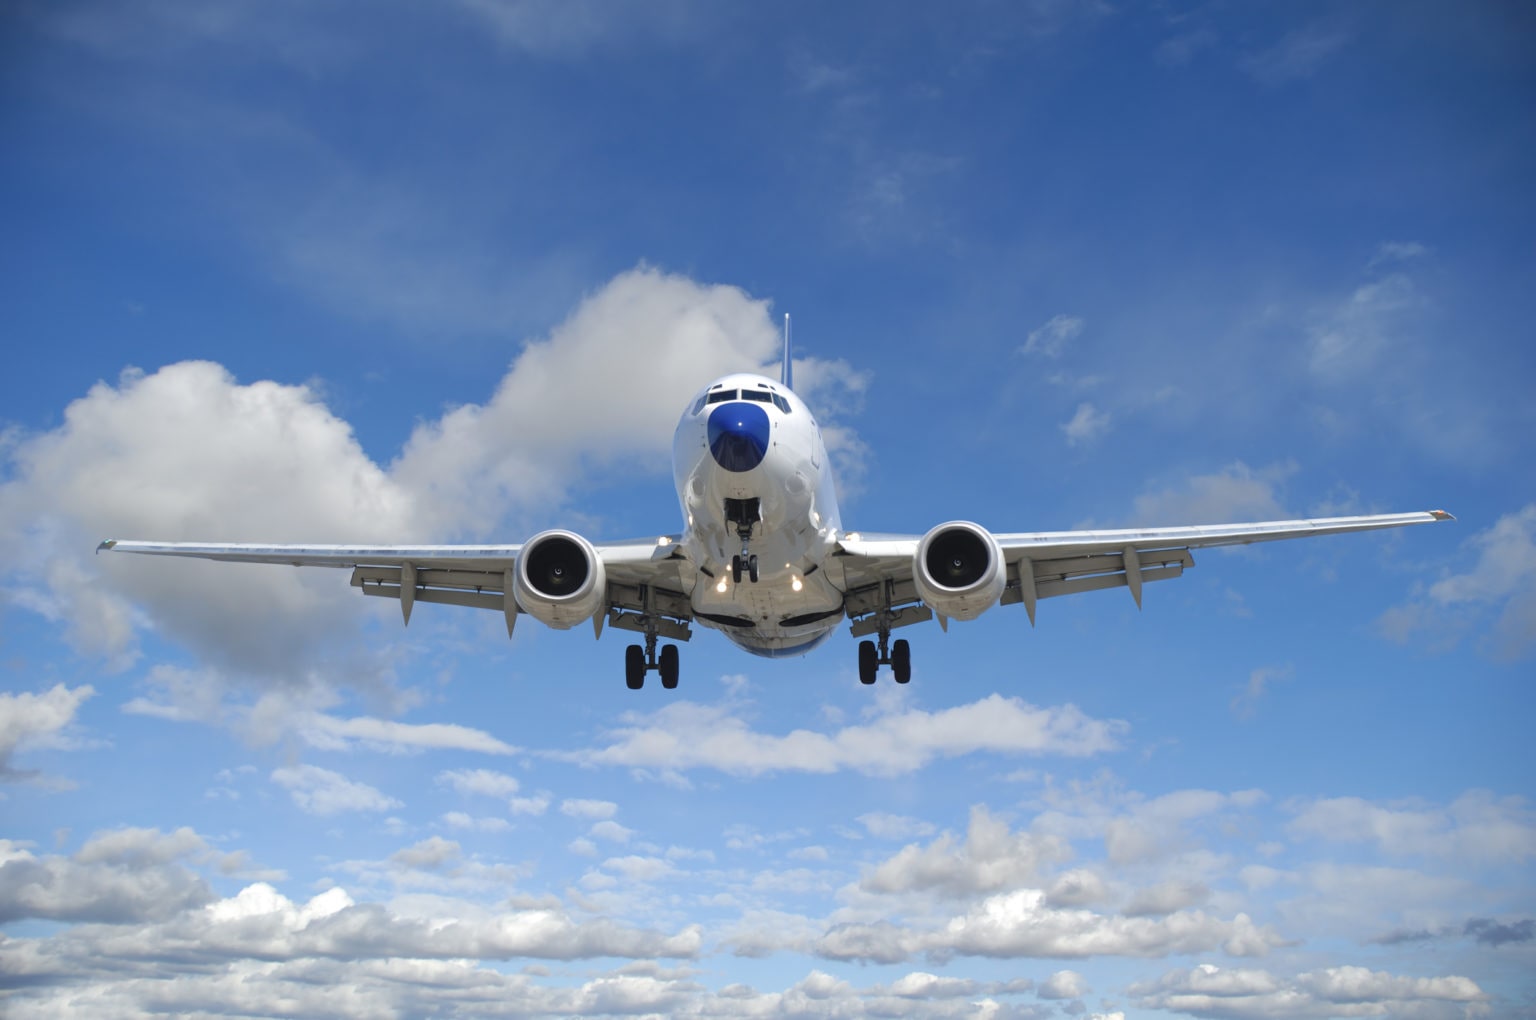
(707, 402, 770, 472)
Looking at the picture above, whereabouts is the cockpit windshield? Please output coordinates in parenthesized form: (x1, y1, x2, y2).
(695, 387, 792, 415)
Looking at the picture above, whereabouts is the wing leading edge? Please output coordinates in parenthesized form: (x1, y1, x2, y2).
(835, 509, 1453, 628)
(96, 536, 690, 637)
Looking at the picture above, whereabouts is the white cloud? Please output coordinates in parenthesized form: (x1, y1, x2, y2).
(859, 806, 1070, 898)
(818, 889, 1280, 963)
(563, 694, 1125, 777)
(1379, 503, 1536, 660)
(1021, 314, 1085, 358)
(1307, 272, 1423, 383)
(441, 812, 511, 833)
(1039, 968, 1089, 999)
(1240, 25, 1352, 85)
(0, 684, 95, 780)
(1230, 666, 1292, 721)
(858, 812, 938, 840)
(270, 764, 402, 816)
(561, 798, 619, 820)
(590, 820, 634, 844)
(511, 795, 551, 816)
(454, 0, 706, 56)
(300, 714, 518, 755)
(1134, 963, 1486, 1019)
(437, 768, 521, 798)
(1128, 461, 1293, 526)
(390, 266, 788, 538)
(1287, 790, 1536, 864)
(390, 837, 462, 870)
(1061, 402, 1112, 447)
(0, 829, 213, 924)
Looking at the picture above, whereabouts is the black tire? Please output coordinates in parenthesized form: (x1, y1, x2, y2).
(732, 555, 743, 584)
(659, 644, 679, 689)
(892, 639, 911, 684)
(858, 640, 878, 685)
(748, 554, 759, 583)
(625, 645, 646, 690)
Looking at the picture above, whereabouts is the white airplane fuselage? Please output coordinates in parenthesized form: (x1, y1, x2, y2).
(672, 372, 846, 657)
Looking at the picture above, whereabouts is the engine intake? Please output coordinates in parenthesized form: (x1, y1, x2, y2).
(913, 521, 1005, 621)
(513, 530, 606, 629)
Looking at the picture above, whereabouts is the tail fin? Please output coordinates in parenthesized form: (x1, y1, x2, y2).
(781, 314, 793, 390)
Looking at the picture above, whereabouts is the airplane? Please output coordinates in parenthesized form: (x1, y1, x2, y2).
(99, 318, 1453, 689)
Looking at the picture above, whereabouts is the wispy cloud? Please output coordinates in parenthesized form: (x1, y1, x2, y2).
(559, 695, 1126, 778)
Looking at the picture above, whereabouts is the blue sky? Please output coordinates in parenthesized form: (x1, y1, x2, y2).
(2, 1, 1534, 1017)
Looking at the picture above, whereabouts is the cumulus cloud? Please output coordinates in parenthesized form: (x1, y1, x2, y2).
(0, 828, 213, 924)
(437, 768, 522, 798)
(1039, 969, 1090, 999)
(859, 806, 1070, 898)
(1134, 963, 1485, 1019)
(1286, 790, 1536, 864)
(561, 694, 1125, 777)
(270, 764, 402, 816)
(0, 683, 95, 781)
(0, 360, 418, 673)
(0, 266, 867, 743)
(818, 889, 1280, 963)
(561, 798, 619, 820)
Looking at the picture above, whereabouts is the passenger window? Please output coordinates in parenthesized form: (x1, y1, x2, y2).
(706, 389, 738, 404)
(742, 390, 772, 403)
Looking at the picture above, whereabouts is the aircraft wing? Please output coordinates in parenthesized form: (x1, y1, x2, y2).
(96, 536, 692, 638)
(833, 510, 1454, 631)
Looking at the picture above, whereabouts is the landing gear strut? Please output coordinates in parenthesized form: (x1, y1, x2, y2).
(625, 584, 680, 690)
(626, 632, 680, 690)
(731, 553, 759, 584)
(857, 631, 912, 685)
(725, 497, 761, 584)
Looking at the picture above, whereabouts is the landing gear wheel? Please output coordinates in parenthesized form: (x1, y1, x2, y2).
(732, 555, 743, 584)
(659, 644, 679, 689)
(858, 640, 878, 685)
(891, 639, 911, 684)
(625, 645, 646, 690)
(748, 554, 759, 583)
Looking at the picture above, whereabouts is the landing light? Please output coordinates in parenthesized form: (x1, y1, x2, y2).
(657, 536, 671, 547)
(716, 577, 729, 593)
(791, 576, 803, 592)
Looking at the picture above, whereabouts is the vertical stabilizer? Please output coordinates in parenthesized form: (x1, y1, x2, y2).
(781, 314, 793, 390)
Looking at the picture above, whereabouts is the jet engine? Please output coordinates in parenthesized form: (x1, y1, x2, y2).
(512, 530, 606, 629)
(912, 521, 1006, 621)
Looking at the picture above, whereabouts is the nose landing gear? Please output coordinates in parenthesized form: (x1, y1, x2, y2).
(725, 497, 762, 585)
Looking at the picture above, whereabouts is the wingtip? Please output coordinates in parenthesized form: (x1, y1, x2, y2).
(1429, 509, 1456, 522)
(96, 539, 116, 554)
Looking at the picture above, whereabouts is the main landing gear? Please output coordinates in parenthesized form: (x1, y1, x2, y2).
(626, 634, 680, 690)
(858, 633, 911, 685)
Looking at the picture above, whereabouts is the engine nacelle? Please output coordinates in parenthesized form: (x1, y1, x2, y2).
(512, 530, 606, 630)
(912, 521, 1006, 622)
